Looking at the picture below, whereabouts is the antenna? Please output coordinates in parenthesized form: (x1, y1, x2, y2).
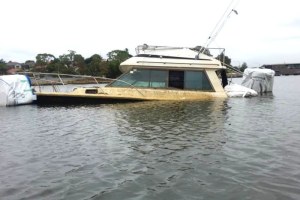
(198, 0, 240, 56)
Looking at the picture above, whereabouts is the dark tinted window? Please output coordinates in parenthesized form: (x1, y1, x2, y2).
(169, 71, 184, 89)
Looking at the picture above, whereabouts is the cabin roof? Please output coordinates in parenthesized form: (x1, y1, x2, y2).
(120, 48, 223, 73)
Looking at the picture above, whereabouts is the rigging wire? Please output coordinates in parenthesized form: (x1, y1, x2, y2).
(199, 0, 240, 54)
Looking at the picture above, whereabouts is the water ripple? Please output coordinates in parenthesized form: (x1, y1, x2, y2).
(1, 77, 300, 199)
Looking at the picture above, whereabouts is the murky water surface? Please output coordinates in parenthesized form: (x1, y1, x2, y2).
(1, 76, 300, 200)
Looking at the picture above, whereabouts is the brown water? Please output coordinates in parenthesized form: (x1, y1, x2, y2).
(0, 76, 300, 200)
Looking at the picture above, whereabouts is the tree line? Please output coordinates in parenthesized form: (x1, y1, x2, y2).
(34, 49, 132, 78)
(0, 49, 132, 78)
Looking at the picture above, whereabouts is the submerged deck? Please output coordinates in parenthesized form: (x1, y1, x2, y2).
(36, 86, 227, 105)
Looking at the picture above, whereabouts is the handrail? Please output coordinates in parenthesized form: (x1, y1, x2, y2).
(221, 62, 244, 75)
(136, 44, 187, 54)
(18, 72, 145, 96)
(136, 44, 227, 63)
(19, 72, 111, 93)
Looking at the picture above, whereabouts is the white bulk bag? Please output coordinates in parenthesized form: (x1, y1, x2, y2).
(241, 68, 275, 93)
(225, 83, 258, 97)
(0, 75, 36, 106)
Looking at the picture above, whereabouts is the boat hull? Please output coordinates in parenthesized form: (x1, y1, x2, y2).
(36, 87, 227, 105)
(36, 94, 143, 104)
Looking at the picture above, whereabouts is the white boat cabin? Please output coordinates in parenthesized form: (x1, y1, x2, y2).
(107, 45, 226, 94)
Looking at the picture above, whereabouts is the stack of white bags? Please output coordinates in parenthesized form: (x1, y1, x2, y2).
(225, 68, 275, 97)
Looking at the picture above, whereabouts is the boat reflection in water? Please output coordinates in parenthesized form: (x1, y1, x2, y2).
(111, 99, 229, 155)
(72, 99, 230, 199)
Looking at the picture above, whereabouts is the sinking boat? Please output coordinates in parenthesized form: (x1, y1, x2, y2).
(35, 45, 230, 104)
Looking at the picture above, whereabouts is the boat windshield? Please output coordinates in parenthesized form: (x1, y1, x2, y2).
(108, 68, 213, 91)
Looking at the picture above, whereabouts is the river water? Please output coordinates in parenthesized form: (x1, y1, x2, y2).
(1, 76, 300, 200)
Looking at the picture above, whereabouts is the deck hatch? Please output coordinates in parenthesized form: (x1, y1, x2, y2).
(85, 89, 98, 94)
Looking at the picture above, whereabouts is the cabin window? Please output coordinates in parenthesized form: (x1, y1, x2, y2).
(185, 71, 213, 90)
(109, 68, 213, 91)
(150, 70, 168, 88)
(169, 71, 184, 89)
(132, 69, 150, 87)
(109, 72, 136, 87)
(109, 69, 168, 88)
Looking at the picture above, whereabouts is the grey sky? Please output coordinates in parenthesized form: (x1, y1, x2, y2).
(1, 0, 299, 67)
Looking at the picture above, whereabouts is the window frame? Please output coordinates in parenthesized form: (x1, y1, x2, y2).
(107, 68, 215, 92)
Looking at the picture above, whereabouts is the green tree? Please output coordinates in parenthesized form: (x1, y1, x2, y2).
(0, 59, 6, 74)
(240, 62, 248, 72)
(107, 49, 132, 78)
(85, 54, 103, 76)
(46, 58, 64, 73)
(99, 61, 109, 77)
(74, 54, 86, 74)
(59, 50, 75, 68)
(35, 53, 55, 66)
(107, 48, 132, 63)
(58, 50, 82, 74)
(35, 53, 55, 72)
(216, 52, 231, 66)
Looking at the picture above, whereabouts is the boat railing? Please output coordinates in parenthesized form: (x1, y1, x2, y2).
(19, 72, 113, 93)
(18, 72, 146, 96)
(135, 44, 187, 54)
(200, 48, 244, 79)
(136, 44, 227, 59)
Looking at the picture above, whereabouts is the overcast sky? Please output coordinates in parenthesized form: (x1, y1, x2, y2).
(1, 0, 300, 67)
